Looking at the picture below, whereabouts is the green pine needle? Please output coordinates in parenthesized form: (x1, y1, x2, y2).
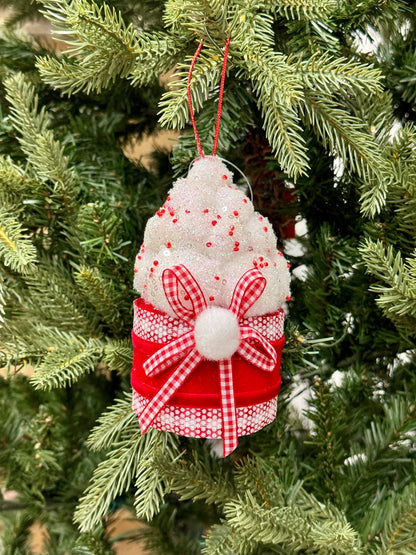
(74, 266, 125, 333)
(30, 336, 103, 390)
(4, 72, 79, 211)
(0, 207, 37, 274)
(261, 0, 337, 20)
(360, 239, 416, 333)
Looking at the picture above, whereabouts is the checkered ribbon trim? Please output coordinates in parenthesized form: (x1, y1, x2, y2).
(139, 264, 277, 457)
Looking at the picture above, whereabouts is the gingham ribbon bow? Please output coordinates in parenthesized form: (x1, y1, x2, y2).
(139, 265, 277, 456)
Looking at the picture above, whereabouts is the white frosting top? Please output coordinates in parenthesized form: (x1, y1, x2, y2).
(134, 156, 290, 318)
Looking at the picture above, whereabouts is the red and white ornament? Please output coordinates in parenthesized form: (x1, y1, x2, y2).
(131, 156, 290, 456)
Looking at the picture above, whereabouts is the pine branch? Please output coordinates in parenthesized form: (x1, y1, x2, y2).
(74, 428, 143, 532)
(224, 491, 361, 553)
(0, 207, 37, 275)
(87, 393, 137, 452)
(299, 89, 390, 203)
(38, 0, 181, 93)
(36, 54, 122, 97)
(336, 0, 402, 29)
(242, 46, 309, 179)
(103, 339, 132, 374)
(22, 261, 98, 335)
(232, 6, 275, 49)
(75, 427, 179, 532)
(4, 73, 79, 213)
(134, 430, 180, 520)
(378, 483, 416, 554)
(77, 203, 129, 265)
(74, 266, 125, 334)
(343, 396, 416, 524)
(388, 125, 416, 240)
(261, 0, 337, 20)
(37, 0, 137, 93)
(30, 336, 103, 390)
(234, 456, 285, 507)
(157, 449, 235, 506)
(359, 239, 416, 333)
(162, 1, 219, 37)
(294, 52, 383, 96)
(304, 377, 347, 503)
(0, 156, 41, 205)
(202, 523, 243, 555)
(158, 47, 223, 130)
(128, 31, 183, 86)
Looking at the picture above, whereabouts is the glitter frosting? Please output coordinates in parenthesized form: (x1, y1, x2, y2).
(133, 156, 290, 318)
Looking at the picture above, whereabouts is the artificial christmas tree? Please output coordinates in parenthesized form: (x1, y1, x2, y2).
(1, 0, 416, 553)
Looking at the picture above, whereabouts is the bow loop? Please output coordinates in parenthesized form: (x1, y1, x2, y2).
(229, 268, 266, 319)
(162, 264, 207, 323)
(238, 326, 277, 372)
(143, 330, 194, 377)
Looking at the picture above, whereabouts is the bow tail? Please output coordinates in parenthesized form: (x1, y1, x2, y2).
(218, 359, 238, 457)
(139, 348, 203, 433)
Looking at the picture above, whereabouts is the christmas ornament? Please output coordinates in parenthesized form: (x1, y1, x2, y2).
(131, 37, 290, 456)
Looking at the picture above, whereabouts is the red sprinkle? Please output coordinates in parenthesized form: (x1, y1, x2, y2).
(134, 268, 138, 273)
(203, 209, 209, 214)
(259, 216, 263, 221)
(278, 251, 284, 257)
(138, 256, 141, 260)
(153, 260, 159, 266)
(264, 227, 268, 232)
(215, 276, 220, 281)
(167, 196, 171, 201)
(234, 241, 240, 247)
(209, 296, 215, 301)
(206, 242, 212, 247)
(234, 247, 239, 252)
(150, 268, 154, 273)
(217, 214, 221, 219)
(286, 295, 291, 301)
(185, 209, 191, 214)
(233, 210, 239, 216)
(259, 256, 264, 261)
(212, 220, 217, 226)
(229, 231, 234, 236)
(265, 262, 269, 267)
(169, 211, 175, 217)
(287, 262, 291, 268)
(166, 242, 172, 248)
(172, 218, 178, 223)
(243, 199, 248, 203)
(222, 175, 228, 180)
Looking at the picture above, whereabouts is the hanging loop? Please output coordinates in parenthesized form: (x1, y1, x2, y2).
(187, 35, 231, 158)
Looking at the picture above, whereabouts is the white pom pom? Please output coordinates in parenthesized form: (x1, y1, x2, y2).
(194, 307, 240, 361)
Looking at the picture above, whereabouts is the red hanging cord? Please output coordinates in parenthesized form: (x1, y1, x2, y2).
(187, 39, 205, 158)
(212, 36, 231, 157)
(187, 36, 231, 158)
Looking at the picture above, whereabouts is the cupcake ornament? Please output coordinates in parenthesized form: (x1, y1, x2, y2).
(131, 38, 290, 457)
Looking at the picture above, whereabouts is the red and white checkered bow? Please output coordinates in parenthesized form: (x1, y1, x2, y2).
(139, 265, 277, 456)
